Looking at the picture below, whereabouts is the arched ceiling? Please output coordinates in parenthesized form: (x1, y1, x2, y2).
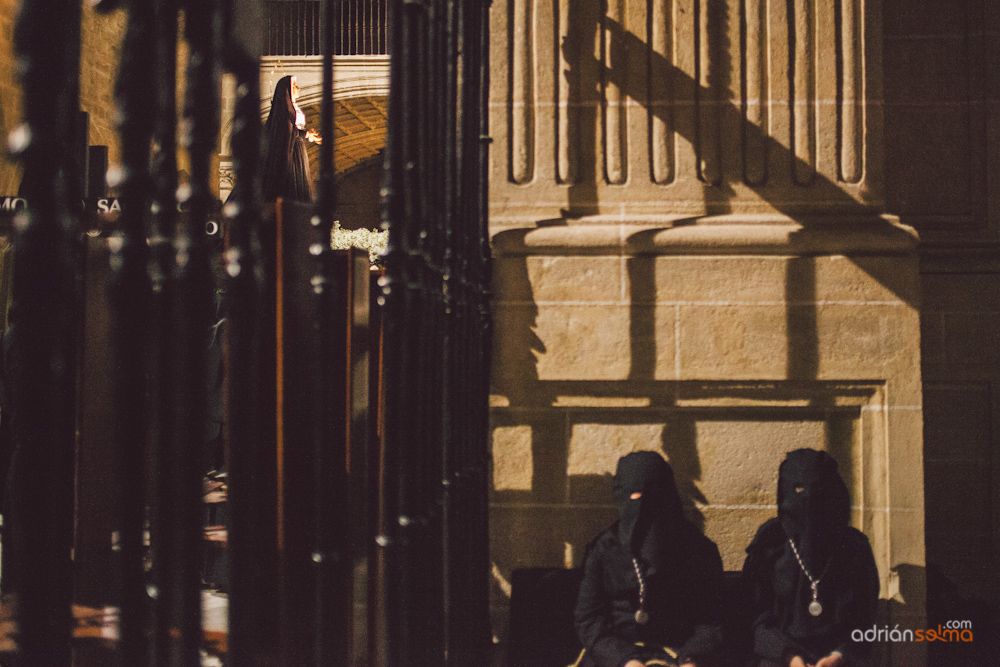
(301, 94, 386, 177)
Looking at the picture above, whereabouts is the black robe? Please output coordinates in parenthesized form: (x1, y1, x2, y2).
(742, 449, 879, 667)
(575, 452, 725, 666)
(261, 76, 314, 203)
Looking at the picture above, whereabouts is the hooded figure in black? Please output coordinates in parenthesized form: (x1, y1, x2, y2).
(742, 449, 879, 667)
(575, 451, 725, 667)
(261, 75, 319, 203)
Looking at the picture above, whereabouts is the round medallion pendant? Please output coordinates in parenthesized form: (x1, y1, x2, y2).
(808, 601, 823, 617)
(634, 609, 649, 625)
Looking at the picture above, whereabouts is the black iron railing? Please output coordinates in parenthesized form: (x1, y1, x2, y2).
(265, 0, 387, 56)
(375, 0, 493, 664)
(7, 0, 489, 665)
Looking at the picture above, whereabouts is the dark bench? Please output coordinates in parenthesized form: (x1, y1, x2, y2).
(508, 568, 752, 667)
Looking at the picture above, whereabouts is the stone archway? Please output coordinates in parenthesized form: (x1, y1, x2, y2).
(298, 93, 387, 182)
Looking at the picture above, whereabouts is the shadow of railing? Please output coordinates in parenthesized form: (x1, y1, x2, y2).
(489, 6, 925, 649)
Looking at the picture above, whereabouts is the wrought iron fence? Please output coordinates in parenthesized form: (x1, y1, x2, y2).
(5, 0, 489, 665)
(375, 0, 493, 663)
(265, 0, 387, 56)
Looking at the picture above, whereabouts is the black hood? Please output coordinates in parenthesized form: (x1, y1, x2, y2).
(267, 76, 296, 126)
(777, 448, 850, 569)
(613, 452, 684, 567)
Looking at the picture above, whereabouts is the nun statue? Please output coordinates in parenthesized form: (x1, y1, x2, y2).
(575, 451, 725, 667)
(742, 449, 879, 667)
(261, 75, 321, 203)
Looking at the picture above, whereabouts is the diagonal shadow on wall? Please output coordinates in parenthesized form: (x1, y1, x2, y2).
(488, 3, 921, 632)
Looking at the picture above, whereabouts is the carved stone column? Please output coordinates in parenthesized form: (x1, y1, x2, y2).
(488, 1, 926, 664)
(490, 0, 886, 220)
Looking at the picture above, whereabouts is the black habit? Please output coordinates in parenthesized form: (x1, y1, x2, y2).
(742, 449, 879, 667)
(261, 75, 314, 203)
(575, 451, 725, 667)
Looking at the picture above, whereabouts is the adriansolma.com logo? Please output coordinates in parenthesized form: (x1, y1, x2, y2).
(852, 621, 974, 643)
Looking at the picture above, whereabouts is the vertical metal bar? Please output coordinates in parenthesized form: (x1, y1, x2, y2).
(437, 0, 458, 657)
(374, 1, 400, 664)
(311, 0, 352, 665)
(405, 4, 426, 660)
(317, 2, 336, 219)
(8, 0, 81, 662)
(440, 0, 458, 658)
(454, 29, 471, 641)
(107, 0, 155, 664)
(222, 0, 276, 664)
(224, 59, 268, 667)
(475, 0, 494, 653)
(376, 0, 405, 659)
(148, 2, 179, 665)
(466, 0, 493, 661)
(159, 0, 220, 664)
(376, 0, 492, 665)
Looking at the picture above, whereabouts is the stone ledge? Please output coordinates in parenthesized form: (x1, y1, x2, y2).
(491, 215, 918, 256)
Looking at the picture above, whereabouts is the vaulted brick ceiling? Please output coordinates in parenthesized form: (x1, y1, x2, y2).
(302, 94, 387, 179)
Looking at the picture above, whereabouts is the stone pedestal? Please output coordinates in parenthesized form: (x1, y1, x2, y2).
(488, 0, 926, 664)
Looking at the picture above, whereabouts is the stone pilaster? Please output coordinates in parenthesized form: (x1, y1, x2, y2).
(490, 0, 885, 224)
(488, 1, 926, 664)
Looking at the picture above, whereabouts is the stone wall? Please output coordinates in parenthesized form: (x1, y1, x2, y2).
(919, 271, 998, 602)
(882, 0, 1000, 611)
(0, 3, 125, 195)
(80, 4, 126, 169)
(0, 0, 22, 194)
(488, 0, 928, 663)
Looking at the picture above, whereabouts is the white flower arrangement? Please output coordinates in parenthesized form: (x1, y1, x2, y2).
(330, 221, 388, 265)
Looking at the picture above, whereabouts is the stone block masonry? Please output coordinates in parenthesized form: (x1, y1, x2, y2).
(487, 0, 930, 664)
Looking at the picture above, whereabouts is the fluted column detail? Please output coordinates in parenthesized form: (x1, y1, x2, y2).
(489, 0, 885, 222)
